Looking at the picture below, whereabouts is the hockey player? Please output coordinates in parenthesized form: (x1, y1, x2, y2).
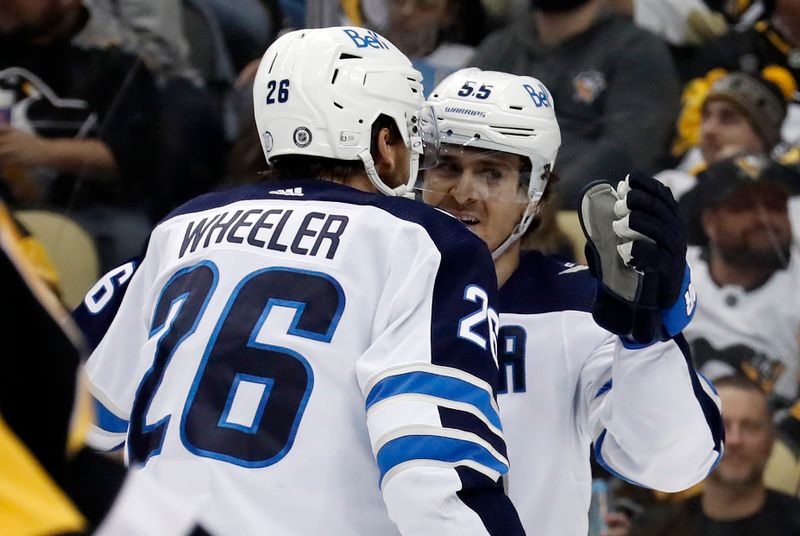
(419, 68, 725, 535)
(77, 30, 524, 535)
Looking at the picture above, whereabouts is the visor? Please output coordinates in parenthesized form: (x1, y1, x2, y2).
(415, 137, 550, 204)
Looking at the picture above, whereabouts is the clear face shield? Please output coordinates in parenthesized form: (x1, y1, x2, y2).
(415, 134, 550, 206)
(405, 106, 440, 185)
(414, 134, 551, 258)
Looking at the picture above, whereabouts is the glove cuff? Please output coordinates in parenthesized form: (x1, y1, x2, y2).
(660, 263, 696, 338)
(592, 282, 661, 346)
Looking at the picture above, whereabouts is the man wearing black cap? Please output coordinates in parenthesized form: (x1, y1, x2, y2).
(470, 0, 680, 207)
(680, 154, 800, 406)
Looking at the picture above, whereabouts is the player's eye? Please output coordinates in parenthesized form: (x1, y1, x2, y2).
(433, 162, 461, 176)
(478, 168, 504, 182)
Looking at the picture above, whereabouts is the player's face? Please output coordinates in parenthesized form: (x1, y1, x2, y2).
(421, 146, 527, 252)
(700, 100, 765, 164)
(702, 184, 792, 271)
(710, 386, 773, 488)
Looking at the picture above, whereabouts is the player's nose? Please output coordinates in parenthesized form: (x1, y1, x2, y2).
(450, 171, 486, 205)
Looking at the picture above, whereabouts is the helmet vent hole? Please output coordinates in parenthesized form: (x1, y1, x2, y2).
(339, 53, 361, 60)
(268, 54, 278, 74)
(333, 102, 344, 109)
(358, 119, 364, 124)
(509, 105, 523, 110)
(331, 69, 339, 84)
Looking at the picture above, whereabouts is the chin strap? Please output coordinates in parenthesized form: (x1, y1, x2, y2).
(491, 198, 540, 260)
(359, 149, 418, 199)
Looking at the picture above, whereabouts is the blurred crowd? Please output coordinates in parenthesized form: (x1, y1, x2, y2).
(4, 0, 800, 534)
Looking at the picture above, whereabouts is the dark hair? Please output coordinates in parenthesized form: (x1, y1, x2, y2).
(263, 114, 402, 182)
(525, 169, 559, 236)
(521, 171, 577, 259)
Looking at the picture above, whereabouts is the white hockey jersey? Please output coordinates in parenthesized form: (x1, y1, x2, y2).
(78, 180, 523, 536)
(495, 252, 723, 536)
(684, 245, 800, 402)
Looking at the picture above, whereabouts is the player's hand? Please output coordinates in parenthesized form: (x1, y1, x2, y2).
(579, 172, 695, 346)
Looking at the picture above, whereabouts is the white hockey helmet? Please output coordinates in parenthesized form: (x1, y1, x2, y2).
(424, 68, 561, 258)
(253, 27, 438, 197)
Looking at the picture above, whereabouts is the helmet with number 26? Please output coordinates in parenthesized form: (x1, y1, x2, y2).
(424, 68, 561, 258)
(253, 27, 439, 197)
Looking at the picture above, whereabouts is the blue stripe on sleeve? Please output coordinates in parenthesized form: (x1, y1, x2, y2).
(94, 397, 129, 434)
(594, 379, 613, 399)
(593, 429, 647, 487)
(376, 434, 508, 484)
(365, 372, 501, 430)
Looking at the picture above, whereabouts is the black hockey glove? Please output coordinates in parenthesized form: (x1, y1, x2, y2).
(578, 172, 696, 347)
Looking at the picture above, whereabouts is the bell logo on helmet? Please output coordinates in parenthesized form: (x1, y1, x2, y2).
(293, 127, 312, 148)
(342, 29, 390, 50)
(523, 83, 550, 108)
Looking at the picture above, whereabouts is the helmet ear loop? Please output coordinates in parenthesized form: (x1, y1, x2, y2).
(358, 143, 418, 199)
(359, 149, 395, 196)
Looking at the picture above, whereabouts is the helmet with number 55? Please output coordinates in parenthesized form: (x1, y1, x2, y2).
(421, 68, 561, 258)
(253, 27, 439, 197)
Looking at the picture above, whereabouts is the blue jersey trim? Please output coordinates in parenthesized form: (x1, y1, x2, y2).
(130, 260, 219, 465)
(217, 374, 276, 434)
(94, 397, 129, 434)
(179, 267, 319, 468)
(593, 429, 647, 487)
(376, 434, 508, 485)
(365, 372, 502, 430)
(595, 337, 725, 485)
(594, 379, 613, 400)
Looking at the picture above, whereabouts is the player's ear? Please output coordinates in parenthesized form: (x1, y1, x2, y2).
(374, 127, 401, 178)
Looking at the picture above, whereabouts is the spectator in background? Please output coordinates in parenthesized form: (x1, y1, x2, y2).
(642, 375, 800, 536)
(679, 155, 800, 406)
(470, 0, 681, 208)
(0, 0, 161, 271)
(77, 0, 194, 82)
(191, 0, 278, 74)
(658, 68, 792, 199)
(675, 0, 800, 141)
(384, 0, 489, 95)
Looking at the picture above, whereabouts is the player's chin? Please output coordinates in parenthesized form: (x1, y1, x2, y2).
(468, 223, 493, 247)
(715, 462, 760, 484)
